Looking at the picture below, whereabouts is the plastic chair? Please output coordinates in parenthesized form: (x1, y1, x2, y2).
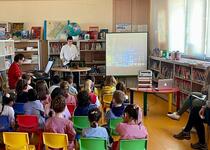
(3, 132, 36, 150)
(72, 116, 90, 133)
(0, 115, 12, 132)
(79, 138, 107, 150)
(120, 139, 147, 150)
(13, 103, 25, 115)
(17, 115, 42, 150)
(43, 132, 68, 150)
(109, 118, 123, 136)
(67, 104, 76, 116)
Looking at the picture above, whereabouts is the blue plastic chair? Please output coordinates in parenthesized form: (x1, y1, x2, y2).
(0, 115, 12, 131)
(13, 103, 25, 115)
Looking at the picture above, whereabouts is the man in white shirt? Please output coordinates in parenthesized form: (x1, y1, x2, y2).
(60, 36, 79, 66)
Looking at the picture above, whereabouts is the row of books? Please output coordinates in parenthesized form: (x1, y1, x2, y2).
(49, 42, 67, 54)
(175, 65, 191, 80)
(161, 65, 173, 79)
(174, 78, 191, 92)
(192, 69, 206, 82)
(150, 60, 160, 71)
(80, 42, 105, 51)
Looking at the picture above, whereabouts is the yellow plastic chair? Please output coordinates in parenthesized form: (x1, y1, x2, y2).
(42, 132, 68, 150)
(3, 132, 36, 150)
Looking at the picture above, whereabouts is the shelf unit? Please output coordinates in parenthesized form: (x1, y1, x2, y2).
(149, 56, 210, 108)
(0, 40, 15, 89)
(48, 39, 106, 86)
(14, 40, 41, 72)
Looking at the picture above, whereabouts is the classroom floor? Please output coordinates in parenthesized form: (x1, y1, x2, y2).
(133, 92, 210, 150)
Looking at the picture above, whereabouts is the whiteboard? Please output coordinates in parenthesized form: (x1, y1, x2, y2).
(106, 33, 147, 76)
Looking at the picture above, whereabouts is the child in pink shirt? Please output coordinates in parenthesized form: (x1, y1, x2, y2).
(113, 105, 148, 150)
(60, 81, 77, 106)
(45, 95, 76, 150)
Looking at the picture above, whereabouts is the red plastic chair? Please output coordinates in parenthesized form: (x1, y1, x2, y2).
(67, 104, 76, 116)
(16, 115, 42, 150)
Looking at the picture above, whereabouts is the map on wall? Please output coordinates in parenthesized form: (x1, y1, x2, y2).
(44, 20, 69, 40)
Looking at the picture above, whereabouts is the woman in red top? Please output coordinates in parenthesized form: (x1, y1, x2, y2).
(8, 54, 25, 90)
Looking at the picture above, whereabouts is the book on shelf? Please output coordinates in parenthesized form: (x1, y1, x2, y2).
(31, 27, 41, 39)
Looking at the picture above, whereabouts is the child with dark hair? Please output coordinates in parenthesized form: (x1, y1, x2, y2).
(15, 79, 29, 103)
(106, 90, 125, 122)
(22, 74, 33, 91)
(74, 91, 96, 116)
(48, 87, 71, 119)
(0, 93, 16, 127)
(116, 81, 129, 103)
(116, 104, 148, 139)
(64, 74, 78, 96)
(48, 75, 60, 94)
(24, 89, 45, 128)
(45, 95, 76, 150)
(82, 108, 109, 142)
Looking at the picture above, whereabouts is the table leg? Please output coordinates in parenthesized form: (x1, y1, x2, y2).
(168, 93, 173, 113)
(73, 72, 80, 91)
(130, 90, 134, 104)
(143, 92, 147, 116)
(176, 91, 180, 111)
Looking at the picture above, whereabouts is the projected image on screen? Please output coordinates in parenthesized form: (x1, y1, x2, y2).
(106, 33, 147, 76)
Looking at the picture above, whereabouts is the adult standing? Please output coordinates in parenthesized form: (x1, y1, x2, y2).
(60, 36, 79, 66)
(8, 54, 25, 90)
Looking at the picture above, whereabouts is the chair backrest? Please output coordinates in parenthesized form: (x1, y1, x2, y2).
(67, 104, 76, 116)
(79, 138, 107, 150)
(43, 132, 68, 150)
(72, 116, 90, 130)
(16, 115, 39, 130)
(13, 103, 25, 115)
(109, 118, 123, 136)
(3, 132, 30, 150)
(0, 116, 10, 131)
(103, 94, 113, 104)
(120, 139, 147, 150)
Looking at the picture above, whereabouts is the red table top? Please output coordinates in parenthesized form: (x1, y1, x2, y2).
(129, 87, 180, 93)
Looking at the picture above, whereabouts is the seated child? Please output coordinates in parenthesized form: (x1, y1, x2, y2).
(22, 74, 33, 91)
(82, 108, 109, 142)
(101, 76, 117, 96)
(60, 81, 77, 106)
(116, 104, 148, 139)
(48, 75, 60, 94)
(84, 79, 100, 107)
(24, 89, 45, 128)
(74, 91, 96, 116)
(15, 79, 29, 103)
(45, 95, 76, 150)
(85, 75, 99, 96)
(64, 74, 78, 96)
(0, 93, 16, 128)
(49, 87, 71, 119)
(106, 90, 125, 122)
(116, 81, 129, 103)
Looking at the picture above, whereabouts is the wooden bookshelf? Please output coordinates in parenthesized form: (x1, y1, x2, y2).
(149, 56, 210, 108)
(14, 40, 41, 72)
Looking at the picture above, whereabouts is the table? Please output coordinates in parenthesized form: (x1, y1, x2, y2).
(51, 67, 91, 90)
(129, 88, 180, 116)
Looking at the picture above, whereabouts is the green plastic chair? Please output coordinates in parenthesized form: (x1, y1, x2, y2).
(72, 116, 90, 133)
(79, 138, 107, 150)
(109, 118, 123, 136)
(120, 139, 147, 150)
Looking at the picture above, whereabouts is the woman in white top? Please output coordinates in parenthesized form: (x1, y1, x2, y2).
(60, 36, 79, 66)
(0, 93, 16, 128)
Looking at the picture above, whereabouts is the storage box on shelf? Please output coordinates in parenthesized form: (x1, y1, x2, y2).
(14, 40, 41, 72)
(149, 56, 210, 108)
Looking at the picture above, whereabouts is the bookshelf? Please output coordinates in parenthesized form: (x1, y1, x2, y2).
(0, 40, 15, 89)
(48, 39, 106, 86)
(14, 40, 41, 72)
(149, 56, 210, 108)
